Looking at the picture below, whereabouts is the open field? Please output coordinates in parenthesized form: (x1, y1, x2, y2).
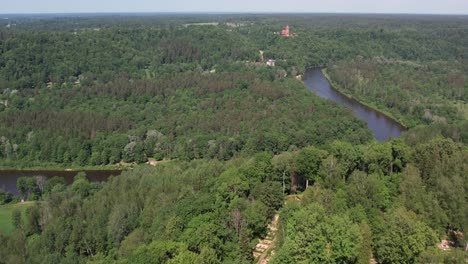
(0, 202, 35, 235)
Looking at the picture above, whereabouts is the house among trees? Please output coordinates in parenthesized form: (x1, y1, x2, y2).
(266, 59, 276, 67)
(281, 25, 290, 37)
(279, 25, 296, 37)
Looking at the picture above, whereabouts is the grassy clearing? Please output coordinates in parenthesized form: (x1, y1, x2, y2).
(285, 194, 303, 206)
(0, 202, 35, 235)
(454, 101, 468, 120)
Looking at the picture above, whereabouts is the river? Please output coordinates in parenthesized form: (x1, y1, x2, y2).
(303, 68, 406, 142)
(0, 169, 122, 195)
(1, 69, 403, 195)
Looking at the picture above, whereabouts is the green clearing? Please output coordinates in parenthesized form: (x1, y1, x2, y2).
(0, 202, 34, 235)
(455, 102, 468, 120)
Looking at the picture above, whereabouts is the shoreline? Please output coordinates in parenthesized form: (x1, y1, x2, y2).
(0, 165, 127, 171)
(320, 68, 408, 129)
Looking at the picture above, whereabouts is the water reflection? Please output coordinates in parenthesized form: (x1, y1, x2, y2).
(304, 68, 406, 142)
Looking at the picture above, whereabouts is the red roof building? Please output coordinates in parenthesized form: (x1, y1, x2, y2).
(281, 25, 290, 37)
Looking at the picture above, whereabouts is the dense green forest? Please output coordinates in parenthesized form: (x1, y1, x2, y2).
(327, 59, 467, 127)
(0, 68, 371, 167)
(0, 19, 380, 167)
(1, 14, 467, 166)
(0, 14, 467, 264)
(1, 138, 467, 263)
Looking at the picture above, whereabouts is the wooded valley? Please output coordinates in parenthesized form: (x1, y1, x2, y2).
(0, 14, 466, 263)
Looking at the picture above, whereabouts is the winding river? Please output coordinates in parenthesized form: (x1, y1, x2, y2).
(1, 69, 405, 195)
(303, 68, 406, 142)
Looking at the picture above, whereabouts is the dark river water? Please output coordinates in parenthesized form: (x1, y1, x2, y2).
(1, 68, 404, 194)
(0, 169, 122, 195)
(304, 68, 406, 141)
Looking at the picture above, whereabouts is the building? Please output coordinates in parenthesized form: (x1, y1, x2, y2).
(281, 25, 290, 37)
(266, 59, 276, 67)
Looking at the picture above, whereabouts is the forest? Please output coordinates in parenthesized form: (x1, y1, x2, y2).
(1, 138, 466, 263)
(0, 14, 467, 263)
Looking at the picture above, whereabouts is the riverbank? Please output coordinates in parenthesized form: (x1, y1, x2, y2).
(0, 165, 125, 171)
(0, 158, 174, 171)
(0, 169, 125, 195)
(0, 161, 130, 171)
(0, 166, 127, 172)
(321, 68, 408, 129)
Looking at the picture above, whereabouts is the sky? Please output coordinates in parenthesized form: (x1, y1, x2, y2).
(1, 0, 468, 15)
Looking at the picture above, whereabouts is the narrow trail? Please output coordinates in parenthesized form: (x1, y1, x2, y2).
(253, 213, 279, 264)
(259, 50, 264, 62)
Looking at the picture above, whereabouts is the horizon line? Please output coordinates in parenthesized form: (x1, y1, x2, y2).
(1, 11, 468, 16)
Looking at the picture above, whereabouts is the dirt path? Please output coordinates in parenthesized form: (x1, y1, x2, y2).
(253, 213, 279, 264)
(253, 194, 302, 263)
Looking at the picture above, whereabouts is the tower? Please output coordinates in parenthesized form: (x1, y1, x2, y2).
(281, 25, 290, 37)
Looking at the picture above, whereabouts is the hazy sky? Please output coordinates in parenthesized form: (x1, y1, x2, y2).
(1, 0, 468, 14)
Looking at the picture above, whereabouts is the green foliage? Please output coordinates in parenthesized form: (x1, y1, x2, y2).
(0, 14, 467, 264)
(413, 138, 467, 231)
(125, 240, 188, 264)
(346, 171, 390, 210)
(418, 247, 468, 264)
(296, 146, 327, 187)
(70, 172, 100, 199)
(398, 165, 448, 233)
(271, 203, 362, 264)
(0, 202, 34, 236)
(5, 15, 433, 167)
(328, 59, 467, 127)
(1, 136, 466, 263)
(43, 176, 66, 195)
(374, 208, 438, 264)
(272, 137, 467, 264)
(117, 228, 147, 258)
(0, 188, 13, 205)
(16, 177, 39, 201)
(0, 158, 285, 262)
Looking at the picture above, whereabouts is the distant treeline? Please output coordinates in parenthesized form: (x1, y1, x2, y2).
(0, 14, 466, 264)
